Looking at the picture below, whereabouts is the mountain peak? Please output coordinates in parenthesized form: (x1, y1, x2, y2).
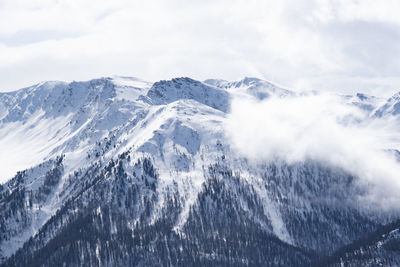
(144, 77, 229, 112)
(153, 77, 201, 88)
(373, 91, 400, 117)
(241, 76, 263, 85)
(1, 75, 399, 266)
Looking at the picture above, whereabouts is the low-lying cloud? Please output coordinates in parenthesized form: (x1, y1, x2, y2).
(225, 93, 400, 210)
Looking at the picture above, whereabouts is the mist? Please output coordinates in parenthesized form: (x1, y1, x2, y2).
(225, 92, 400, 210)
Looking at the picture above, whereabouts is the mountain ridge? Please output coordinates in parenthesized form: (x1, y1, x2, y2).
(0, 76, 399, 266)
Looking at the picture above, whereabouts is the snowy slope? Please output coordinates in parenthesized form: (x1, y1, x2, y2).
(0, 76, 151, 182)
(344, 93, 383, 113)
(0, 76, 399, 266)
(0, 76, 231, 259)
(143, 77, 230, 112)
(374, 91, 400, 117)
(204, 76, 292, 100)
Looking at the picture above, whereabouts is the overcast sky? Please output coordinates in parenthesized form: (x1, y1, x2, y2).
(0, 0, 400, 95)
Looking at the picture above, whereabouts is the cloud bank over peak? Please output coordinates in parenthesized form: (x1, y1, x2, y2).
(225, 92, 400, 210)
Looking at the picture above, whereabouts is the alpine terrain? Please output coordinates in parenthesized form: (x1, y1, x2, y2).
(0, 76, 399, 266)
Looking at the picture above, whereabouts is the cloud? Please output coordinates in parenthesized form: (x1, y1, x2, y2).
(225, 92, 400, 210)
(0, 0, 400, 94)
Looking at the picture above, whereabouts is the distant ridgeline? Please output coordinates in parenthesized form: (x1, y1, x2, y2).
(0, 76, 399, 266)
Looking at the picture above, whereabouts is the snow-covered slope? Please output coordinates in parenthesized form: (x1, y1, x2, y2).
(143, 77, 230, 112)
(0, 76, 399, 266)
(344, 92, 383, 113)
(0, 76, 151, 182)
(374, 91, 400, 117)
(204, 76, 292, 100)
(0, 76, 231, 261)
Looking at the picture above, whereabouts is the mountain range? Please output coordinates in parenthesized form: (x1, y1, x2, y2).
(0, 76, 399, 266)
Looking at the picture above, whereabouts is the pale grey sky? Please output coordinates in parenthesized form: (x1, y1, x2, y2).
(1, 0, 400, 95)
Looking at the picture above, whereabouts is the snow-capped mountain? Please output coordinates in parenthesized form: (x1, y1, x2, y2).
(374, 91, 400, 117)
(204, 76, 292, 100)
(344, 93, 383, 113)
(0, 76, 399, 266)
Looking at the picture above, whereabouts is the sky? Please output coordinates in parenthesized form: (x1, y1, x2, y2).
(1, 0, 400, 95)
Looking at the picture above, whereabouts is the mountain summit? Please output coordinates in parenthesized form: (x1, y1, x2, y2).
(0, 76, 399, 266)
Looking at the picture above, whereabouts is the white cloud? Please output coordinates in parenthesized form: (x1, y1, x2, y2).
(225, 93, 400, 210)
(0, 0, 400, 94)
